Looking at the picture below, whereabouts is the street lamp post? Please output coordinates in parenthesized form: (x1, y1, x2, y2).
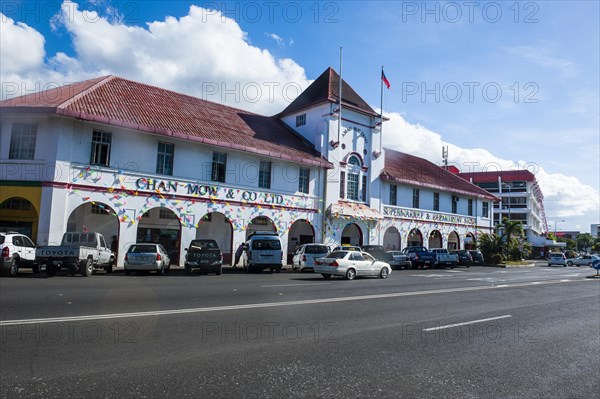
(501, 183, 511, 222)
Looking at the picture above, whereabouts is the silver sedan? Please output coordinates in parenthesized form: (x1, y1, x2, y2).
(124, 243, 171, 275)
(314, 250, 392, 280)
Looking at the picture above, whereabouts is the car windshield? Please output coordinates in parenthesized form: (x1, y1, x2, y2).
(252, 239, 281, 250)
(190, 240, 217, 249)
(305, 245, 328, 254)
(129, 244, 157, 253)
(550, 254, 564, 258)
(61, 233, 97, 246)
(324, 251, 348, 259)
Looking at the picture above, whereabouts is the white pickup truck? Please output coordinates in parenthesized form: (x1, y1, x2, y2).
(36, 232, 115, 277)
(430, 248, 458, 269)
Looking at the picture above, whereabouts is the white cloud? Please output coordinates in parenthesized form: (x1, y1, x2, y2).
(1, 1, 310, 114)
(382, 111, 600, 230)
(0, 14, 46, 74)
(505, 45, 578, 77)
(266, 32, 284, 47)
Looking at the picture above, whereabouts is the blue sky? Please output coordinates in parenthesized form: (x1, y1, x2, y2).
(1, 0, 599, 231)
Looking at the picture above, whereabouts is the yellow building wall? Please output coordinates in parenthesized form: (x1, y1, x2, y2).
(0, 184, 42, 241)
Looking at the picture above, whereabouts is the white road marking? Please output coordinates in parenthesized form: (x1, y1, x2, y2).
(0, 279, 593, 327)
(422, 315, 513, 332)
(261, 283, 331, 288)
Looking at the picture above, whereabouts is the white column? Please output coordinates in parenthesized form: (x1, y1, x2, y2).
(38, 187, 68, 245)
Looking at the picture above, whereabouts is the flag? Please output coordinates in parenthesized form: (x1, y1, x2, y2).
(381, 70, 390, 89)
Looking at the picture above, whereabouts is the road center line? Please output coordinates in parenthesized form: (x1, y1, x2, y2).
(0, 279, 592, 326)
(261, 283, 331, 288)
(422, 315, 513, 332)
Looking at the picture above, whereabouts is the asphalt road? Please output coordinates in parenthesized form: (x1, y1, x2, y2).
(1, 264, 599, 398)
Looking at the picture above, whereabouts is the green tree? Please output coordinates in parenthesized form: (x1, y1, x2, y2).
(498, 218, 526, 261)
(576, 233, 595, 252)
(477, 233, 503, 263)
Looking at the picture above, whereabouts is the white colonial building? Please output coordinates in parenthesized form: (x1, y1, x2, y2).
(0, 68, 496, 265)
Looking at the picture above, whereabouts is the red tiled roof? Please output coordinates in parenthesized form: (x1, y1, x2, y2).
(278, 67, 379, 117)
(381, 148, 498, 201)
(458, 170, 537, 183)
(0, 76, 332, 169)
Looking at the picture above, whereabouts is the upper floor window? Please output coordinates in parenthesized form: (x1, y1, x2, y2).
(468, 199, 473, 216)
(295, 114, 306, 127)
(90, 130, 112, 166)
(348, 156, 361, 167)
(482, 202, 489, 218)
(212, 152, 227, 183)
(0, 198, 32, 211)
(9, 123, 37, 160)
(433, 192, 440, 211)
(340, 171, 346, 199)
(452, 196, 459, 214)
(412, 188, 420, 208)
(156, 142, 174, 176)
(159, 209, 177, 219)
(259, 161, 272, 189)
(390, 185, 397, 206)
(347, 173, 360, 201)
(299, 167, 310, 194)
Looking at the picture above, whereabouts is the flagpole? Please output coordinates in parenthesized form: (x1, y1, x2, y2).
(338, 47, 343, 144)
(380, 66, 384, 153)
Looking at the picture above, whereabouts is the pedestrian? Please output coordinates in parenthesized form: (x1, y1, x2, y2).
(234, 242, 245, 268)
(111, 235, 118, 254)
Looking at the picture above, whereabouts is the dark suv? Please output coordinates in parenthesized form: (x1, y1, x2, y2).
(468, 250, 485, 265)
(453, 250, 473, 267)
(184, 239, 223, 275)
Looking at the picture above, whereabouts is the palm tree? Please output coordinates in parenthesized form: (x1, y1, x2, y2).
(498, 218, 525, 261)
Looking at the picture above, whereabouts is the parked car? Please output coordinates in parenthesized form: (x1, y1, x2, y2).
(430, 248, 458, 269)
(453, 250, 473, 267)
(332, 245, 361, 252)
(0, 232, 39, 276)
(314, 250, 392, 280)
(184, 239, 223, 275)
(468, 250, 485, 265)
(548, 252, 567, 267)
(388, 250, 412, 270)
(124, 243, 171, 275)
(292, 244, 329, 272)
(566, 254, 600, 267)
(36, 232, 115, 277)
(246, 233, 283, 272)
(402, 246, 436, 269)
(361, 245, 394, 263)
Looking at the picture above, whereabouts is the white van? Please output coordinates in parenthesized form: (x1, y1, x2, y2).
(246, 233, 283, 272)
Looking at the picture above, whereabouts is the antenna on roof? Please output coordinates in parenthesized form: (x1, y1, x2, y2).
(442, 146, 449, 169)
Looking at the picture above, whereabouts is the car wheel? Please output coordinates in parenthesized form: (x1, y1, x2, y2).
(157, 265, 166, 276)
(46, 264, 57, 277)
(32, 264, 40, 274)
(215, 266, 222, 276)
(105, 259, 114, 274)
(80, 258, 93, 277)
(166, 265, 171, 274)
(567, 261, 573, 267)
(379, 267, 389, 279)
(345, 268, 356, 280)
(184, 264, 192, 275)
(276, 267, 281, 273)
(588, 263, 592, 267)
(124, 269, 131, 276)
(322, 273, 332, 279)
(9, 258, 19, 277)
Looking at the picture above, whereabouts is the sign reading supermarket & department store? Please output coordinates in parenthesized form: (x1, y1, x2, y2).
(383, 206, 476, 227)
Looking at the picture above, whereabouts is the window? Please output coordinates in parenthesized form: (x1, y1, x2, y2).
(90, 130, 112, 166)
(211, 152, 227, 183)
(412, 189, 420, 208)
(433, 192, 439, 211)
(468, 199, 473, 216)
(390, 185, 397, 206)
(361, 175, 367, 201)
(91, 204, 109, 215)
(295, 114, 306, 127)
(159, 209, 176, 219)
(299, 167, 310, 194)
(0, 198, 31, 211)
(156, 142, 174, 175)
(348, 156, 361, 166)
(347, 173, 359, 201)
(259, 161, 272, 189)
(340, 171, 346, 198)
(482, 202, 489, 218)
(9, 123, 37, 160)
(452, 196, 458, 214)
